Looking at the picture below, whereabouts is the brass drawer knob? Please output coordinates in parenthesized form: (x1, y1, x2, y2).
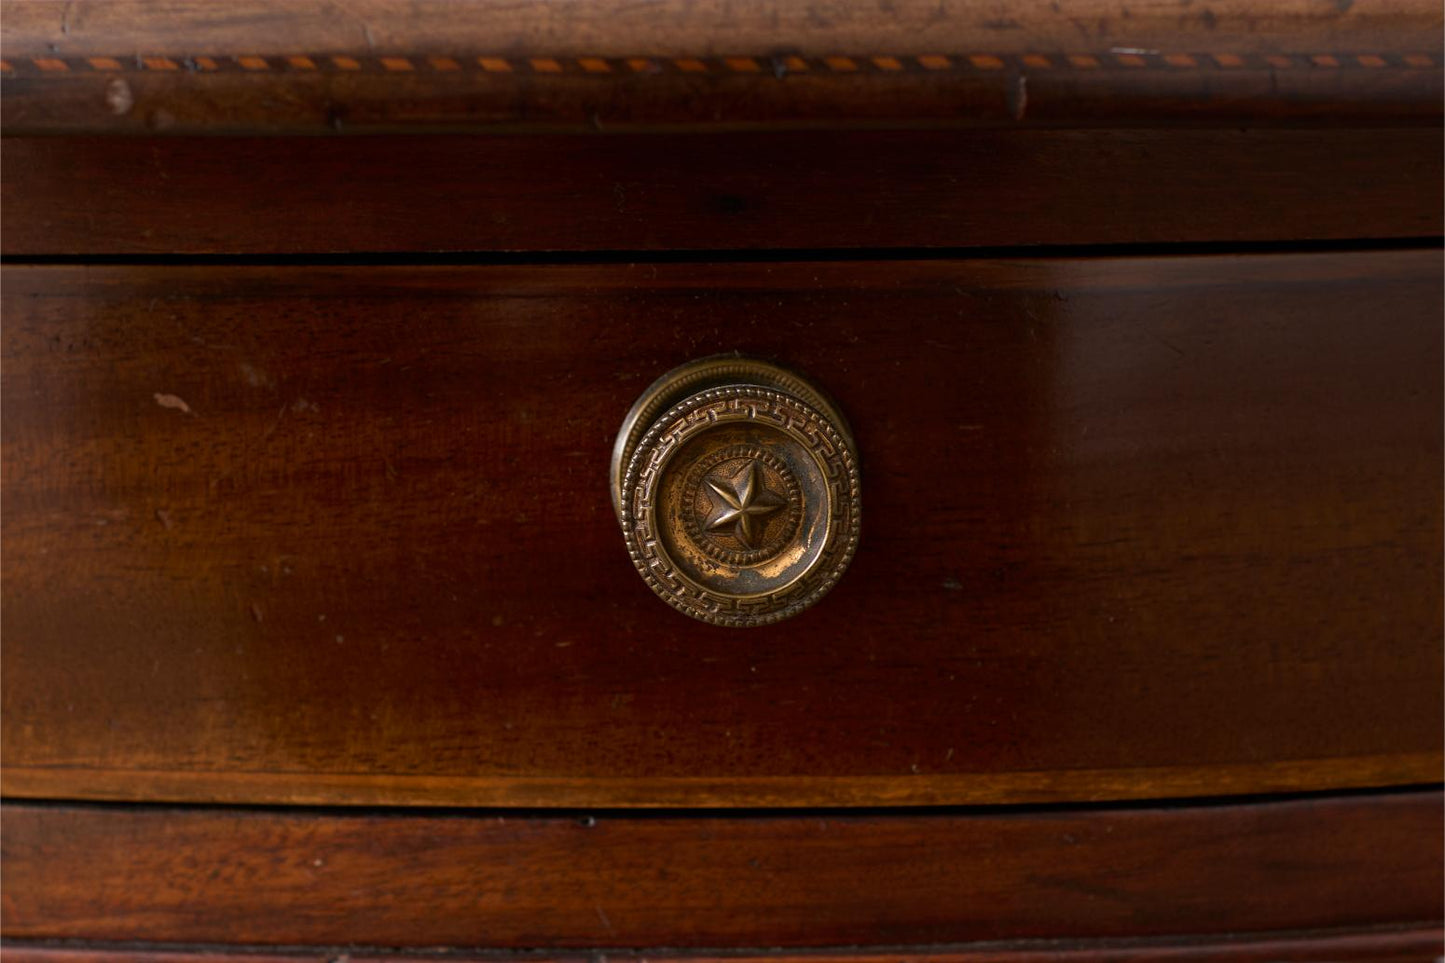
(612, 357, 860, 627)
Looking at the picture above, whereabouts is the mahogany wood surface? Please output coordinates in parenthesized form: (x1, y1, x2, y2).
(2, 252, 1440, 808)
(8, 0, 1439, 59)
(3, 0, 1440, 132)
(4, 930, 1444, 963)
(5, 56, 1438, 133)
(4, 129, 1442, 257)
(3, 792, 1441, 947)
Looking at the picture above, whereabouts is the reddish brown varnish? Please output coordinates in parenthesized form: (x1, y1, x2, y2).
(2, 253, 1439, 808)
(2, 130, 1441, 256)
(2, 792, 1441, 947)
(5, 936, 1442, 963)
(2, 0, 1440, 132)
(6, 0, 1439, 58)
(1, 0, 1440, 952)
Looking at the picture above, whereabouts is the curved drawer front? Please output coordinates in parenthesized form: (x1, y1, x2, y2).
(4, 793, 1442, 947)
(1, 252, 1440, 808)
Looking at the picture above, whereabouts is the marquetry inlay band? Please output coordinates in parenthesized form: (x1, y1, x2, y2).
(1, 51, 1438, 75)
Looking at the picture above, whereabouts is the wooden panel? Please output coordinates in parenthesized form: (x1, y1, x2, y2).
(2, 793, 1441, 947)
(2, 253, 1440, 808)
(2, 0, 1440, 132)
(4, 56, 1438, 133)
(4, 130, 1443, 256)
(4, 930, 1444, 963)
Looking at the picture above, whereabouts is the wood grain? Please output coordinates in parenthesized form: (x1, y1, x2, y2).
(7, 0, 1440, 59)
(1, 0, 1440, 131)
(4, 929, 1444, 963)
(2, 253, 1440, 808)
(4, 129, 1442, 257)
(3, 792, 1441, 947)
(4, 56, 1438, 133)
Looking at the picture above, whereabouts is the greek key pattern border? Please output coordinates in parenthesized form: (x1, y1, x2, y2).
(622, 386, 860, 629)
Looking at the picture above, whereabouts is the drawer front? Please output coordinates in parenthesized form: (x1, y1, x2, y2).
(2, 252, 1440, 808)
(3, 130, 1442, 256)
(3, 792, 1441, 947)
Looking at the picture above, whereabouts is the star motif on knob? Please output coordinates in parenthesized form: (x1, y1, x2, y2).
(704, 459, 787, 549)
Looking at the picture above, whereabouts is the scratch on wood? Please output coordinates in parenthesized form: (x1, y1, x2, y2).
(105, 78, 133, 115)
(154, 392, 193, 414)
(1009, 72, 1028, 120)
